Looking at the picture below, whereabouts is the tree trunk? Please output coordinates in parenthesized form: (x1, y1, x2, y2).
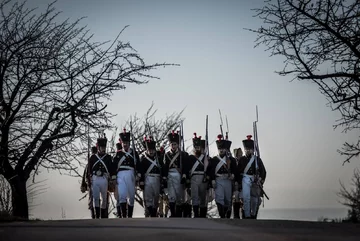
(9, 176, 29, 219)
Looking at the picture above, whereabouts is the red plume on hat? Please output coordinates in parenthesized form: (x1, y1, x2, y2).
(123, 128, 126, 133)
(143, 136, 147, 141)
(193, 132, 197, 138)
(217, 134, 223, 141)
(247, 135, 252, 140)
(198, 136, 201, 139)
(172, 130, 175, 135)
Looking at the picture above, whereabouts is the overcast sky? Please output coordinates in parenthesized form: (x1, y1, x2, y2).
(19, 0, 360, 219)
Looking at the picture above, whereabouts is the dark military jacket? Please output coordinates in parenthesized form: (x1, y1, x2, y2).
(185, 153, 207, 179)
(87, 152, 113, 177)
(205, 154, 237, 181)
(162, 149, 189, 177)
(237, 154, 266, 183)
(111, 148, 140, 176)
(138, 153, 163, 182)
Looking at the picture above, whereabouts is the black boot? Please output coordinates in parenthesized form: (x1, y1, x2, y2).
(216, 203, 225, 218)
(182, 204, 190, 217)
(90, 208, 95, 219)
(116, 206, 121, 218)
(120, 203, 127, 218)
(233, 202, 240, 219)
(169, 202, 176, 217)
(175, 205, 183, 217)
(147, 206, 154, 217)
(225, 206, 231, 219)
(128, 205, 134, 218)
(151, 207, 158, 217)
(95, 207, 101, 219)
(241, 208, 246, 219)
(193, 205, 199, 218)
(101, 208, 108, 219)
(200, 207, 207, 218)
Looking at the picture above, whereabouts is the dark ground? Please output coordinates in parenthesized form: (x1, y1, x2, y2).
(0, 218, 359, 241)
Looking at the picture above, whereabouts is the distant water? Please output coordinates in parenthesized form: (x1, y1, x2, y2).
(257, 208, 349, 221)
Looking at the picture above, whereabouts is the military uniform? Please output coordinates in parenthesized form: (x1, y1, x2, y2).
(205, 134, 237, 218)
(238, 135, 267, 219)
(162, 130, 189, 217)
(186, 133, 208, 218)
(113, 142, 122, 217)
(232, 148, 243, 219)
(111, 129, 139, 218)
(87, 137, 112, 219)
(138, 137, 162, 217)
(81, 146, 98, 219)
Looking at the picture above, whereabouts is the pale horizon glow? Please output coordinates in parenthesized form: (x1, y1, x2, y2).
(9, 0, 360, 220)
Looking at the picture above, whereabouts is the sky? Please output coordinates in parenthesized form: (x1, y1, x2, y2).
(13, 0, 360, 220)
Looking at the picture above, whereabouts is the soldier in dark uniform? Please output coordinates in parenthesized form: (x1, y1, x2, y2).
(87, 135, 113, 219)
(138, 136, 162, 217)
(81, 146, 98, 219)
(111, 128, 139, 218)
(186, 133, 208, 218)
(238, 135, 267, 219)
(162, 130, 189, 217)
(232, 147, 243, 219)
(113, 142, 122, 217)
(205, 134, 237, 218)
(157, 145, 169, 218)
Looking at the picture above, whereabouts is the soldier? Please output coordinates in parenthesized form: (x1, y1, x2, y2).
(186, 133, 208, 218)
(162, 130, 189, 217)
(81, 146, 98, 219)
(238, 135, 267, 219)
(232, 147, 243, 219)
(156, 145, 169, 218)
(205, 134, 237, 218)
(113, 142, 122, 218)
(111, 128, 139, 218)
(87, 135, 112, 219)
(138, 136, 162, 217)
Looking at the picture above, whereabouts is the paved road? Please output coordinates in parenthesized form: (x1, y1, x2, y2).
(1, 218, 359, 241)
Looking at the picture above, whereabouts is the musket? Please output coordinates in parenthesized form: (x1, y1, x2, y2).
(218, 109, 224, 137)
(253, 106, 269, 200)
(130, 117, 137, 165)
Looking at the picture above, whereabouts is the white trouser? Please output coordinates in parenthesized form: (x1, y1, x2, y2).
(91, 175, 108, 209)
(144, 174, 161, 208)
(167, 170, 183, 205)
(191, 174, 207, 207)
(242, 174, 260, 217)
(117, 169, 135, 206)
(214, 176, 232, 207)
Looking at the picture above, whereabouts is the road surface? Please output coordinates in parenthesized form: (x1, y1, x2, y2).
(1, 218, 359, 241)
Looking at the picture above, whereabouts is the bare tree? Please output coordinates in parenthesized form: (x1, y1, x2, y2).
(0, 175, 11, 216)
(248, 0, 360, 164)
(338, 168, 360, 222)
(1, 174, 47, 219)
(0, 0, 176, 219)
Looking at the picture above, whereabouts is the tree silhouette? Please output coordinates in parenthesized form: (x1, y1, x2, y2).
(248, 0, 360, 164)
(0, 0, 175, 219)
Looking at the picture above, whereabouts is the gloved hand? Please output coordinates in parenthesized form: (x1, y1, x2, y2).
(180, 174, 187, 184)
(80, 185, 86, 193)
(202, 175, 209, 183)
(162, 177, 168, 188)
(211, 180, 216, 189)
(185, 179, 191, 188)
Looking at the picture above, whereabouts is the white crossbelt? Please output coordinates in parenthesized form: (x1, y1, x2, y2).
(190, 154, 204, 175)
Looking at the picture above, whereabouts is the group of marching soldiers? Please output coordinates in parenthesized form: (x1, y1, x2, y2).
(80, 128, 267, 219)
